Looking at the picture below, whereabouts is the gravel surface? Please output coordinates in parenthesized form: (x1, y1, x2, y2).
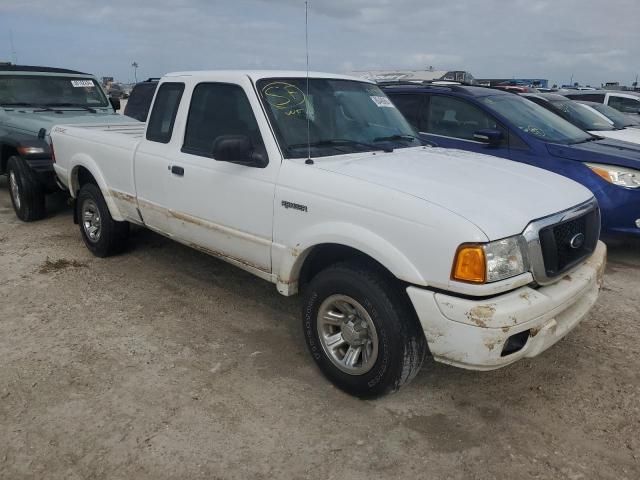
(0, 178, 639, 480)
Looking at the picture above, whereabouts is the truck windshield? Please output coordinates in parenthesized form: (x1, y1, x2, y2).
(256, 78, 422, 158)
(549, 100, 616, 131)
(0, 75, 109, 109)
(480, 95, 593, 144)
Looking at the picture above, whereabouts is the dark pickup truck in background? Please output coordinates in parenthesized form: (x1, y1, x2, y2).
(123, 78, 159, 122)
(0, 64, 137, 221)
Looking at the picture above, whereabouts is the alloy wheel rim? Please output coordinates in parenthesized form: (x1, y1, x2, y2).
(317, 294, 379, 375)
(82, 199, 102, 242)
(9, 171, 21, 210)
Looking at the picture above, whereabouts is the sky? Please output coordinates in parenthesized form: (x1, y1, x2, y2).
(0, 0, 638, 87)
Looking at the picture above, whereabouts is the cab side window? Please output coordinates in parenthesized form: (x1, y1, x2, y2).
(426, 95, 505, 142)
(182, 83, 267, 161)
(146, 82, 184, 143)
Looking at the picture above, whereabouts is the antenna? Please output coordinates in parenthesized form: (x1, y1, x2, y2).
(305, 1, 312, 164)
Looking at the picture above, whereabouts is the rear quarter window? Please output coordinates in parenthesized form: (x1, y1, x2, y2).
(145, 82, 184, 143)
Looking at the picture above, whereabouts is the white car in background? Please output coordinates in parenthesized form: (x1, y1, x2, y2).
(578, 100, 640, 131)
(522, 93, 640, 145)
(563, 90, 640, 116)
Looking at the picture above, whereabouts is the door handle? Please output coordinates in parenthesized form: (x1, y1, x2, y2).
(170, 165, 184, 176)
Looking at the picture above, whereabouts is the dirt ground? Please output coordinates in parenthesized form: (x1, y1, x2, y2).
(0, 177, 639, 480)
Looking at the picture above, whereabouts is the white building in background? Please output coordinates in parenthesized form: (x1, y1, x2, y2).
(348, 68, 475, 84)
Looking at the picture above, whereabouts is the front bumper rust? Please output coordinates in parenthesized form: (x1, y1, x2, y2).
(407, 241, 607, 370)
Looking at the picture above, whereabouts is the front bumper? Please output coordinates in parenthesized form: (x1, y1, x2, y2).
(407, 241, 607, 370)
(596, 183, 640, 237)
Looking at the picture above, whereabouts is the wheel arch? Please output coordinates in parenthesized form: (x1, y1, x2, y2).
(69, 158, 126, 222)
(0, 143, 19, 174)
(274, 223, 426, 296)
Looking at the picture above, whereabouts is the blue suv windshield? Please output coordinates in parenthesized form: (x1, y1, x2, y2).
(257, 78, 421, 158)
(480, 95, 592, 144)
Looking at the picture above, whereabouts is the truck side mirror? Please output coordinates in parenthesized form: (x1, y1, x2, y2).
(109, 97, 121, 111)
(211, 135, 268, 168)
(473, 129, 504, 147)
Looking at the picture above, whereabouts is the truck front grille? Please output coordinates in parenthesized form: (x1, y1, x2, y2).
(538, 207, 600, 277)
(523, 198, 601, 285)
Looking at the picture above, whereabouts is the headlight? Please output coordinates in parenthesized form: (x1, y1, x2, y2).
(586, 163, 640, 189)
(452, 236, 528, 284)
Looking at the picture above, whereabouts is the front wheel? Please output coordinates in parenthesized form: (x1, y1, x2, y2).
(77, 183, 129, 257)
(302, 261, 427, 398)
(7, 156, 46, 222)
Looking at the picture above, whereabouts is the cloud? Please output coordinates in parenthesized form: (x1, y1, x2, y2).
(0, 0, 638, 86)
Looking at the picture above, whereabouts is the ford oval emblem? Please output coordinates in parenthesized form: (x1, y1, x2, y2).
(569, 233, 585, 249)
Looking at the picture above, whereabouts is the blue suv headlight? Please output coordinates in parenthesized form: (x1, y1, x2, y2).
(586, 163, 640, 189)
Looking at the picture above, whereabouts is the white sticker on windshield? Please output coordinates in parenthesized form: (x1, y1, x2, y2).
(370, 96, 395, 108)
(70, 80, 94, 88)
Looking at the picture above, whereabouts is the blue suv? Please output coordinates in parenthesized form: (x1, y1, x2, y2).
(382, 83, 640, 238)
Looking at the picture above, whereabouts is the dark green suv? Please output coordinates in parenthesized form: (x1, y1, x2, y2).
(0, 64, 139, 221)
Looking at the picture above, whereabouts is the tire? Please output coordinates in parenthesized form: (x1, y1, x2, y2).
(7, 156, 46, 222)
(302, 261, 427, 398)
(76, 183, 129, 257)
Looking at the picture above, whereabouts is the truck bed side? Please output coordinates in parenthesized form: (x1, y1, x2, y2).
(51, 123, 146, 223)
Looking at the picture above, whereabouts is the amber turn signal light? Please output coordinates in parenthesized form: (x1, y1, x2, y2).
(589, 165, 613, 183)
(452, 245, 486, 283)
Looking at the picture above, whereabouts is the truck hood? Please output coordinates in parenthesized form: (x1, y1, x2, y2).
(546, 137, 640, 170)
(589, 128, 640, 146)
(1, 109, 139, 135)
(313, 146, 593, 240)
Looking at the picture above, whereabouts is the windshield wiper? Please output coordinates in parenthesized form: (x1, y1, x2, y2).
(570, 137, 600, 145)
(46, 103, 97, 113)
(288, 139, 393, 153)
(373, 134, 438, 148)
(1, 102, 61, 113)
(373, 134, 420, 143)
(2, 102, 37, 107)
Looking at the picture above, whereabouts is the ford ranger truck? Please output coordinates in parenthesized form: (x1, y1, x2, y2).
(50, 71, 607, 398)
(0, 64, 138, 221)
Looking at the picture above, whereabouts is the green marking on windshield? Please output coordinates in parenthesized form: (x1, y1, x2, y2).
(262, 82, 306, 110)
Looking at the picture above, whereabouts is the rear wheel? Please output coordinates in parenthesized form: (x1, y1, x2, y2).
(302, 261, 427, 398)
(77, 183, 129, 257)
(7, 156, 46, 222)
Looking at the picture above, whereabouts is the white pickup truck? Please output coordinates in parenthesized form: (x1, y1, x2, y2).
(51, 71, 607, 397)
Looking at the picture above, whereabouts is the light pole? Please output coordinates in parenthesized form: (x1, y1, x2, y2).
(131, 62, 139, 83)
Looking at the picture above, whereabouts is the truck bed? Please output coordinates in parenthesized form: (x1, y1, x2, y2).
(55, 122, 146, 142)
(52, 122, 147, 223)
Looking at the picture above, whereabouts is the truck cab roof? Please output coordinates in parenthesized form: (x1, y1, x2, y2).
(162, 70, 371, 83)
(0, 65, 90, 76)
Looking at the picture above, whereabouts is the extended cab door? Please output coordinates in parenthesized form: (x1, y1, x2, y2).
(134, 82, 186, 233)
(154, 79, 279, 274)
